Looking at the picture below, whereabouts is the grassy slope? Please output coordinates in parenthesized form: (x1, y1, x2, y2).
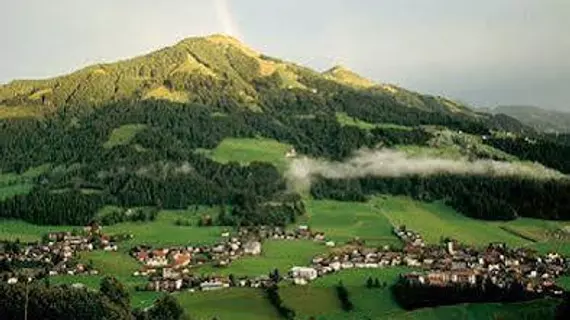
(297, 267, 417, 319)
(105, 210, 225, 248)
(304, 199, 401, 247)
(177, 289, 280, 320)
(336, 112, 412, 131)
(0, 219, 77, 242)
(373, 196, 530, 247)
(197, 240, 326, 277)
(200, 137, 292, 172)
(0, 164, 52, 201)
(0, 184, 34, 201)
(103, 124, 148, 149)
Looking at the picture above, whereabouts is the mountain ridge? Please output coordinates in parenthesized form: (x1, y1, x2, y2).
(1, 34, 485, 120)
(485, 105, 570, 133)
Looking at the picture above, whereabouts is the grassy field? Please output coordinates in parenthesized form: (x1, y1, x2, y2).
(304, 199, 401, 247)
(176, 289, 279, 320)
(336, 112, 412, 131)
(497, 218, 570, 242)
(197, 240, 326, 277)
(281, 285, 341, 318)
(51, 249, 161, 309)
(105, 210, 226, 248)
(0, 183, 34, 201)
(0, 164, 51, 200)
(103, 123, 148, 149)
(374, 196, 530, 247)
(0, 219, 77, 242)
(529, 241, 570, 256)
(0, 209, 226, 246)
(199, 137, 293, 172)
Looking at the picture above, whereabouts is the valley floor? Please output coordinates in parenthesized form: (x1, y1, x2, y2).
(1, 195, 569, 318)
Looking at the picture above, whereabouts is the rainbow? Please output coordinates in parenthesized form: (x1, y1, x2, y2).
(214, 0, 241, 39)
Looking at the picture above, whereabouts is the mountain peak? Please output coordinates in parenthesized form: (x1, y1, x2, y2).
(176, 33, 260, 59)
(323, 64, 376, 88)
(204, 33, 243, 44)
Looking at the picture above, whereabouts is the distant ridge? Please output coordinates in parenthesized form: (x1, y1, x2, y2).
(489, 105, 570, 133)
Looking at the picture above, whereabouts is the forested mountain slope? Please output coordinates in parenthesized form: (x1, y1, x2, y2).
(0, 34, 567, 227)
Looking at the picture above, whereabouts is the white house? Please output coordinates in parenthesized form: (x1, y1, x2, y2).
(290, 266, 318, 282)
(243, 241, 262, 255)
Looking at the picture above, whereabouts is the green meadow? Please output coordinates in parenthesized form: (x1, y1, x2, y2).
(199, 137, 293, 172)
(176, 289, 279, 320)
(336, 112, 412, 131)
(103, 123, 147, 149)
(0, 164, 52, 201)
(104, 210, 226, 248)
(374, 196, 530, 247)
(197, 240, 326, 277)
(304, 199, 401, 247)
(0, 219, 77, 242)
(282, 267, 417, 319)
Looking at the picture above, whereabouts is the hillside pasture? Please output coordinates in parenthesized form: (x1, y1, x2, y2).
(497, 218, 570, 242)
(103, 123, 148, 149)
(105, 210, 226, 248)
(280, 285, 341, 318)
(0, 219, 76, 242)
(282, 267, 416, 319)
(0, 183, 34, 201)
(0, 164, 51, 200)
(176, 288, 279, 320)
(200, 137, 293, 172)
(336, 112, 412, 131)
(373, 196, 529, 247)
(304, 199, 401, 247)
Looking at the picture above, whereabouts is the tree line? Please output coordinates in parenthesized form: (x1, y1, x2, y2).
(0, 276, 188, 320)
(312, 174, 570, 221)
(392, 276, 553, 311)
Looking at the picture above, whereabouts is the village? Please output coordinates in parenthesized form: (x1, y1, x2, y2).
(0, 222, 126, 284)
(128, 225, 328, 291)
(293, 226, 569, 297)
(1, 221, 569, 299)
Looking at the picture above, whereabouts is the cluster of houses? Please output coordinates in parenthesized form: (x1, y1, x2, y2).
(237, 225, 328, 243)
(399, 242, 568, 296)
(287, 228, 569, 298)
(130, 235, 263, 278)
(143, 273, 276, 292)
(393, 226, 425, 248)
(132, 225, 332, 292)
(0, 223, 125, 284)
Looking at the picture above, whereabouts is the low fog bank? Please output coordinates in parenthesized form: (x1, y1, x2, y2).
(286, 148, 564, 192)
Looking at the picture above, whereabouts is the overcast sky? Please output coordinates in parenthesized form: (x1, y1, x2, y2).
(1, 0, 569, 110)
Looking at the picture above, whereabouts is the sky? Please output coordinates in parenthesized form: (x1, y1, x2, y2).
(1, 0, 569, 110)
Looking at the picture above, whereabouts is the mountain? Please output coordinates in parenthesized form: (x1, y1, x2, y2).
(488, 105, 570, 133)
(2, 33, 565, 229)
(2, 34, 570, 320)
(0, 34, 486, 120)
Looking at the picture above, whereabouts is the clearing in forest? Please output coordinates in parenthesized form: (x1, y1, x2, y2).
(103, 124, 148, 149)
(200, 137, 293, 172)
